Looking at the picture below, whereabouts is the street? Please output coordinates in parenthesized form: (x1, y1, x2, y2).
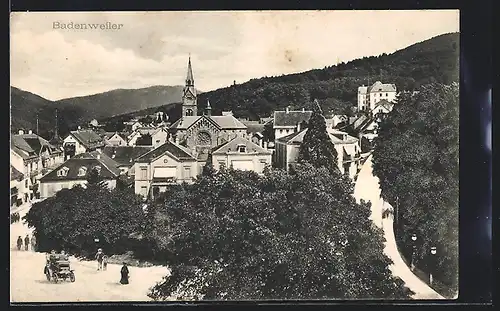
(354, 155, 445, 300)
(10, 206, 170, 303)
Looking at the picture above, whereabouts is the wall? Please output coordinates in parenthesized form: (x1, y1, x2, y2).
(134, 153, 198, 198)
(212, 152, 271, 174)
(369, 91, 397, 110)
(40, 179, 117, 199)
(274, 127, 296, 140)
(63, 135, 87, 156)
(10, 149, 25, 173)
(152, 130, 169, 148)
(106, 135, 126, 146)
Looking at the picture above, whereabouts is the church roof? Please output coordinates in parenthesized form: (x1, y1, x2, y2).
(170, 115, 247, 130)
(186, 56, 194, 85)
(212, 136, 272, 155)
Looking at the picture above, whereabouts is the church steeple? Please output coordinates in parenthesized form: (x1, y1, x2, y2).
(186, 55, 194, 86)
(182, 55, 197, 117)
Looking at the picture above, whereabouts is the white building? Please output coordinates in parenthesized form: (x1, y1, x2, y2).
(39, 151, 120, 199)
(273, 107, 312, 140)
(211, 136, 272, 174)
(104, 132, 128, 146)
(274, 128, 361, 180)
(358, 81, 397, 112)
(11, 130, 65, 202)
(127, 127, 169, 148)
(133, 141, 198, 199)
(63, 129, 105, 159)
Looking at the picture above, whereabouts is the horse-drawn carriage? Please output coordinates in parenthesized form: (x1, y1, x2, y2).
(44, 254, 75, 283)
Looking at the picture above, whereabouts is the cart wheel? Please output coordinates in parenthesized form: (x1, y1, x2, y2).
(53, 274, 59, 283)
(70, 272, 75, 282)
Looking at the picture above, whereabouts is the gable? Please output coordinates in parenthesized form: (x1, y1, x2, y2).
(64, 135, 78, 144)
(151, 153, 182, 167)
(188, 115, 221, 131)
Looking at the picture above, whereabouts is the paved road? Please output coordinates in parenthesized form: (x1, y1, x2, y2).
(10, 205, 170, 303)
(353, 155, 445, 300)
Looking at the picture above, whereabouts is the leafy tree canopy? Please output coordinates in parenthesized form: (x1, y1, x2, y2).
(148, 165, 412, 300)
(372, 82, 459, 292)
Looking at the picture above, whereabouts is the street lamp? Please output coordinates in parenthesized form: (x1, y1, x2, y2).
(429, 246, 437, 285)
(410, 233, 417, 271)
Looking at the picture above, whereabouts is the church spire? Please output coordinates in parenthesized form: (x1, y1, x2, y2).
(186, 55, 194, 86)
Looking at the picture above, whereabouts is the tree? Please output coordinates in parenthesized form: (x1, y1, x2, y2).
(297, 99, 338, 174)
(148, 165, 412, 300)
(372, 83, 459, 294)
(23, 181, 146, 257)
(202, 152, 216, 177)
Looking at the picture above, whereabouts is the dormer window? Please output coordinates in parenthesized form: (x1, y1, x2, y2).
(237, 144, 246, 153)
(57, 166, 69, 177)
(78, 166, 87, 177)
(94, 166, 102, 174)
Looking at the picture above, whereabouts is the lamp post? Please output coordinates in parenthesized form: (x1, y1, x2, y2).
(429, 246, 437, 285)
(410, 233, 417, 271)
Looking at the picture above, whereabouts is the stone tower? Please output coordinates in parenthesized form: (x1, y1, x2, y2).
(182, 56, 197, 117)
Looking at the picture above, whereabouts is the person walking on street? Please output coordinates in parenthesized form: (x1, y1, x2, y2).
(24, 235, 30, 251)
(102, 255, 108, 271)
(120, 262, 129, 285)
(95, 248, 104, 271)
(31, 235, 37, 252)
(16, 236, 23, 250)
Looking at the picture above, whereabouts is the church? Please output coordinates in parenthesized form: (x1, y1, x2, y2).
(169, 57, 251, 164)
(133, 57, 272, 199)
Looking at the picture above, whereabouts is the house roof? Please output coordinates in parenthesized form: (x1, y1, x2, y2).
(135, 141, 196, 162)
(276, 128, 358, 145)
(40, 152, 121, 182)
(68, 130, 104, 149)
(104, 132, 127, 141)
(170, 115, 247, 130)
(273, 110, 312, 128)
(11, 165, 24, 181)
(367, 81, 397, 93)
(373, 99, 394, 111)
(11, 133, 62, 159)
(102, 146, 154, 166)
(212, 136, 272, 155)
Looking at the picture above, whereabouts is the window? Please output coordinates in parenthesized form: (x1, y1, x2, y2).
(78, 167, 87, 177)
(237, 145, 247, 153)
(140, 186, 147, 197)
(183, 167, 191, 179)
(140, 166, 148, 179)
(25, 180, 28, 188)
(260, 160, 268, 172)
(57, 167, 69, 177)
(279, 129, 283, 134)
(156, 140, 160, 144)
(218, 161, 226, 169)
(385, 93, 388, 97)
(94, 166, 101, 175)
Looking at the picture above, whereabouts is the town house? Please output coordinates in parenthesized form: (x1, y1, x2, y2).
(104, 132, 128, 146)
(133, 141, 198, 199)
(274, 128, 362, 180)
(358, 81, 397, 112)
(273, 107, 312, 140)
(63, 129, 105, 159)
(211, 136, 272, 174)
(11, 130, 65, 202)
(39, 150, 120, 199)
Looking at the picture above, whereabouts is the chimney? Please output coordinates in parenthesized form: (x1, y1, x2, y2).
(286, 106, 289, 113)
(18, 130, 24, 135)
(302, 108, 305, 112)
(78, 126, 82, 130)
(96, 154, 101, 159)
(28, 130, 33, 134)
(297, 122, 301, 132)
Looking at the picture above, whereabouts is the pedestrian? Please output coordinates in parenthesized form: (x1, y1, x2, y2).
(24, 235, 30, 251)
(31, 235, 37, 252)
(95, 248, 104, 271)
(16, 236, 23, 250)
(102, 255, 108, 271)
(120, 262, 129, 285)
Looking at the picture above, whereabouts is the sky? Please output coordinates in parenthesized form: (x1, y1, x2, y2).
(10, 10, 459, 101)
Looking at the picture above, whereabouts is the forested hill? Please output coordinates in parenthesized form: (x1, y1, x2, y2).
(197, 32, 459, 120)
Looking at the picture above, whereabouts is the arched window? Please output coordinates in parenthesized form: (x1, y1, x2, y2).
(196, 131, 212, 146)
(78, 166, 87, 177)
(186, 109, 193, 116)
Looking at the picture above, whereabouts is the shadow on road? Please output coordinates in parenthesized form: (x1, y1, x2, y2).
(105, 281, 122, 286)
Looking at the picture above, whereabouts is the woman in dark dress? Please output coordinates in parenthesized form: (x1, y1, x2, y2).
(120, 262, 129, 285)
